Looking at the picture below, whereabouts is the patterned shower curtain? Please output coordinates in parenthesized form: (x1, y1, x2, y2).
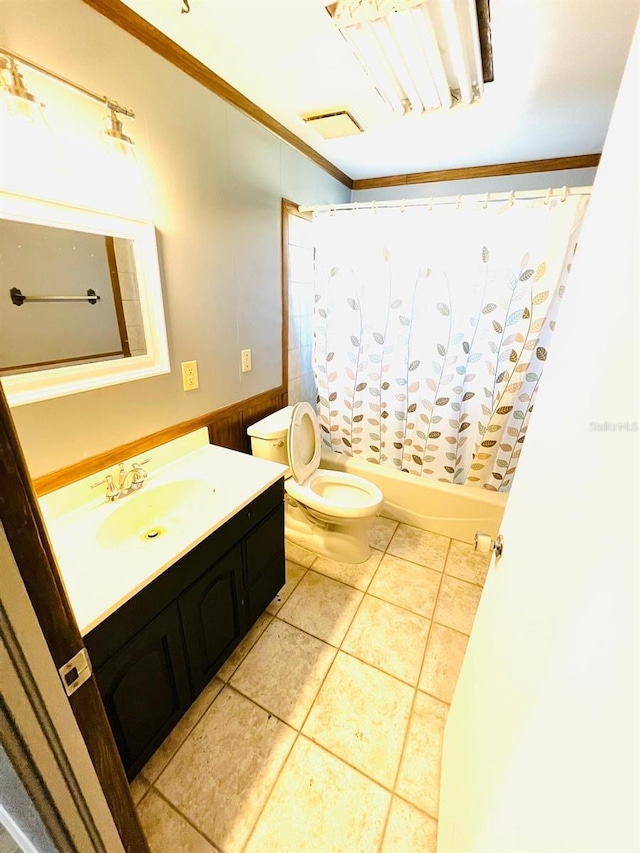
(312, 193, 589, 491)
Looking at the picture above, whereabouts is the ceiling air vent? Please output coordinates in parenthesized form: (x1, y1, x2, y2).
(302, 109, 364, 139)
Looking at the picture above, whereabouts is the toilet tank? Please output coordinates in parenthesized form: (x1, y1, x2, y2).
(246, 406, 293, 469)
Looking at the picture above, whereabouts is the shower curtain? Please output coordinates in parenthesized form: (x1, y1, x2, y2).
(312, 192, 589, 491)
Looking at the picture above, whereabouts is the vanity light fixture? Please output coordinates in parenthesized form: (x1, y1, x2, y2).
(0, 55, 45, 122)
(104, 103, 135, 155)
(0, 46, 136, 148)
(326, 0, 493, 116)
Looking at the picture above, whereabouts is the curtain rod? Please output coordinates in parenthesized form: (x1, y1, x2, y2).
(298, 185, 592, 214)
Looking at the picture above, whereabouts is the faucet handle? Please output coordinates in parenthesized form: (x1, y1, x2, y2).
(91, 474, 120, 501)
(131, 459, 149, 483)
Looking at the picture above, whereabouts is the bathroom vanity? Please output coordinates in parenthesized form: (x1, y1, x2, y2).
(39, 430, 286, 779)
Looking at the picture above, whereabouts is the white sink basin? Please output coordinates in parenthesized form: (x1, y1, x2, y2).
(95, 479, 217, 549)
(39, 434, 287, 636)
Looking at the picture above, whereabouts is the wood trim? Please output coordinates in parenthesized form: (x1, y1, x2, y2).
(79, 0, 352, 190)
(33, 386, 287, 496)
(281, 199, 314, 408)
(208, 387, 288, 455)
(352, 154, 602, 191)
(281, 200, 291, 397)
(1, 350, 125, 374)
(105, 236, 131, 358)
(0, 382, 150, 852)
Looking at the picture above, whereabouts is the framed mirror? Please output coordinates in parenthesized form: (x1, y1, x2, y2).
(0, 191, 170, 407)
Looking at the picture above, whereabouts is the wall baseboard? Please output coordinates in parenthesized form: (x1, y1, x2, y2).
(33, 386, 287, 496)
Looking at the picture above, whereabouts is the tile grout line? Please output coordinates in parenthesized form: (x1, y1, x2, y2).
(238, 549, 320, 853)
(375, 534, 454, 851)
(284, 524, 449, 849)
(140, 680, 225, 785)
(242, 529, 405, 852)
(142, 782, 223, 852)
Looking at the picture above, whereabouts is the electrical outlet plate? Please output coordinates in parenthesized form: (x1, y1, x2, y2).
(241, 349, 252, 373)
(181, 360, 199, 390)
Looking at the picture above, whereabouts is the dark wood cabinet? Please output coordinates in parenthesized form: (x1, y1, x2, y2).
(180, 544, 245, 696)
(85, 480, 284, 779)
(94, 604, 191, 780)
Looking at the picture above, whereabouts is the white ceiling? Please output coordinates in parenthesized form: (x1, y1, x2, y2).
(122, 0, 639, 181)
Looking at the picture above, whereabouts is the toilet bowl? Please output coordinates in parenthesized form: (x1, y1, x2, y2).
(247, 403, 383, 563)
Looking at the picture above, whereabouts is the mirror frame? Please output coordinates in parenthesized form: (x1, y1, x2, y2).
(0, 191, 170, 407)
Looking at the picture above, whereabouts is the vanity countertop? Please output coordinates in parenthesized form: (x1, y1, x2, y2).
(39, 430, 286, 636)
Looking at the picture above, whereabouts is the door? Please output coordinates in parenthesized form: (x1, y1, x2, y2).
(0, 388, 150, 851)
(438, 26, 638, 853)
(0, 523, 125, 852)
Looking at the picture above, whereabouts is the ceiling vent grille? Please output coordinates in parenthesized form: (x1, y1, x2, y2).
(302, 109, 365, 139)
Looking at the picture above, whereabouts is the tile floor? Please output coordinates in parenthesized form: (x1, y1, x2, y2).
(131, 518, 491, 853)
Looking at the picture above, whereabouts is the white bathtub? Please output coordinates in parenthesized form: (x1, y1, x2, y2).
(320, 450, 507, 545)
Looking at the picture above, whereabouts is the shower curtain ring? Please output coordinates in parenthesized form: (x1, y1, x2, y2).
(483, 192, 489, 209)
(508, 191, 515, 208)
(428, 197, 434, 211)
(544, 187, 552, 205)
(401, 198, 406, 213)
(456, 195, 462, 210)
(372, 201, 378, 215)
(561, 186, 568, 202)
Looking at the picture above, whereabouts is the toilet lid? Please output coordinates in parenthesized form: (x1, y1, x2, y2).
(288, 401, 322, 485)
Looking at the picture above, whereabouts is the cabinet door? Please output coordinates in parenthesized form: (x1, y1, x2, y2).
(245, 504, 285, 626)
(179, 545, 245, 697)
(94, 604, 190, 780)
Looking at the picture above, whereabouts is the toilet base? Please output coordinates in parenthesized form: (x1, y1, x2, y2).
(285, 499, 374, 564)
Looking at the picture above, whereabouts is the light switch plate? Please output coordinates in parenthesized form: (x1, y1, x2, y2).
(241, 349, 252, 373)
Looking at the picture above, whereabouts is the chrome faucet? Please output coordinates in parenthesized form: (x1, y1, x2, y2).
(117, 459, 149, 493)
(91, 459, 149, 502)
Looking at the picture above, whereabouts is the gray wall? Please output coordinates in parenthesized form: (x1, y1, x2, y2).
(0, 0, 349, 477)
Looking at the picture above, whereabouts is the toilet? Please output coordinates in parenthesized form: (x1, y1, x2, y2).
(247, 403, 383, 563)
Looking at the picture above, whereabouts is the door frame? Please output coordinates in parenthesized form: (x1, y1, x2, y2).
(0, 382, 149, 852)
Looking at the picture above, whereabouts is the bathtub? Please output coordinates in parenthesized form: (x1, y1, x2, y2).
(320, 450, 507, 545)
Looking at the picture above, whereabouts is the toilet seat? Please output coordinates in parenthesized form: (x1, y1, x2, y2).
(288, 401, 322, 485)
(287, 402, 383, 519)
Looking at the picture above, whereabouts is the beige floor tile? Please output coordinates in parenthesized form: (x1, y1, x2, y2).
(245, 737, 390, 853)
(396, 691, 448, 818)
(137, 790, 219, 852)
(266, 559, 307, 615)
(419, 623, 469, 704)
(387, 524, 450, 571)
(278, 571, 363, 646)
(216, 612, 272, 682)
(312, 548, 383, 591)
(381, 797, 438, 853)
(434, 575, 482, 635)
(342, 595, 430, 685)
(445, 539, 492, 586)
(285, 539, 317, 567)
(368, 554, 442, 618)
(143, 677, 224, 781)
(369, 516, 399, 551)
(130, 773, 150, 805)
(155, 688, 295, 853)
(230, 619, 336, 728)
(303, 652, 413, 788)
